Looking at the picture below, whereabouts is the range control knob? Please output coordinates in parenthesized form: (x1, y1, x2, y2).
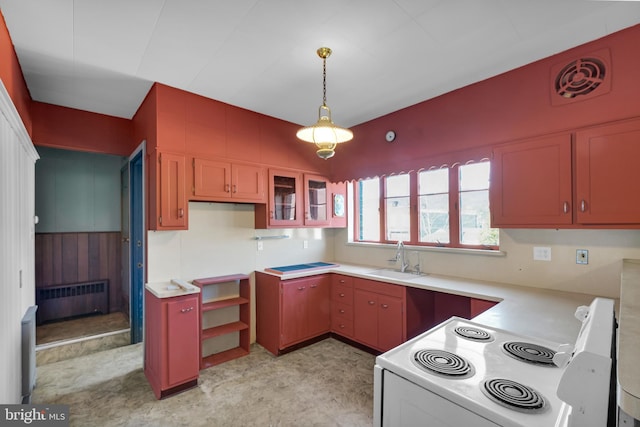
(552, 343, 575, 368)
(574, 305, 590, 321)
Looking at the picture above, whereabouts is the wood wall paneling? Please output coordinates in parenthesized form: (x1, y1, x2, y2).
(35, 232, 123, 314)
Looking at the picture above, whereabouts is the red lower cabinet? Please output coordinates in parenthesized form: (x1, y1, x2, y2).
(144, 290, 200, 399)
(331, 274, 354, 338)
(353, 279, 406, 352)
(256, 272, 330, 355)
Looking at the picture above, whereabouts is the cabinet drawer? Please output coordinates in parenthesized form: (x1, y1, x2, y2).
(333, 301, 353, 320)
(332, 274, 353, 288)
(331, 316, 354, 337)
(331, 284, 353, 304)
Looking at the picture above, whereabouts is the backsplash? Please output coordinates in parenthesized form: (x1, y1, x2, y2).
(147, 202, 334, 283)
(333, 227, 640, 299)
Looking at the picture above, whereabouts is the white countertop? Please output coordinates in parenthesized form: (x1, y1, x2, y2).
(264, 261, 639, 418)
(619, 259, 640, 420)
(260, 263, 603, 345)
(145, 279, 200, 299)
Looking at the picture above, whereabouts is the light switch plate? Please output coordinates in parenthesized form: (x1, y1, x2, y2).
(576, 249, 589, 264)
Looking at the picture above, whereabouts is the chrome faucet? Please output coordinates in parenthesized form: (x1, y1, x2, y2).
(395, 241, 409, 272)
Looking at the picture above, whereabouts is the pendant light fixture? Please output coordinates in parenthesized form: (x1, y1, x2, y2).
(296, 47, 353, 160)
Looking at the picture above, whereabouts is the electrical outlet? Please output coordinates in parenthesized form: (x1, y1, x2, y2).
(303, 240, 308, 249)
(533, 246, 551, 261)
(576, 249, 589, 265)
(257, 241, 263, 251)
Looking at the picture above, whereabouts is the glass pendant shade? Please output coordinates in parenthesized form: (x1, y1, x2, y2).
(296, 105, 353, 159)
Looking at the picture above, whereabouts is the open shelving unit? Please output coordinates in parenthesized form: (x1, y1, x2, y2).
(192, 274, 250, 369)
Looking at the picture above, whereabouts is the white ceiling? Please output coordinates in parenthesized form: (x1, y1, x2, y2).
(1, 1, 640, 127)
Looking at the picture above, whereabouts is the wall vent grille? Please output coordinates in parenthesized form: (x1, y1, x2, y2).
(550, 48, 611, 106)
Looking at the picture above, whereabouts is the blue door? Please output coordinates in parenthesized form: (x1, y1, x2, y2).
(130, 149, 144, 343)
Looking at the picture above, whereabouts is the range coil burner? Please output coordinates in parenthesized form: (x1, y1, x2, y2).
(454, 326, 494, 342)
(482, 378, 547, 413)
(503, 341, 557, 366)
(413, 349, 475, 378)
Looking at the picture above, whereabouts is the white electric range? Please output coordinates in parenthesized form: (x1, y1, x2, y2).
(374, 297, 616, 427)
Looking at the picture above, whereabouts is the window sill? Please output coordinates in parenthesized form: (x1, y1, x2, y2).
(345, 241, 506, 257)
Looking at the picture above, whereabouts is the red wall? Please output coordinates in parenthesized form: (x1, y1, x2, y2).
(0, 11, 32, 135)
(31, 102, 134, 156)
(134, 83, 331, 174)
(330, 24, 640, 181)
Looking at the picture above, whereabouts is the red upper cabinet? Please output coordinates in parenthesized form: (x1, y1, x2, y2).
(192, 157, 266, 203)
(329, 181, 347, 228)
(304, 174, 330, 226)
(256, 169, 304, 228)
(575, 118, 640, 224)
(149, 150, 187, 230)
(491, 133, 573, 227)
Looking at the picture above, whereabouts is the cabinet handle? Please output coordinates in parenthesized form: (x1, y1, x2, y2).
(339, 293, 345, 297)
(368, 300, 376, 305)
(180, 307, 194, 313)
(310, 284, 317, 288)
(225, 184, 231, 193)
(232, 184, 237, 193)
(340, 324, 345, 329)
(339, 309, 345, 314)
(339, 279, 345, 283)
(269, 210, 274, 219)
(297, 286, 305, 291)
(563, 201, 570, 214)
(178, 208, 184, 218)
(580, 199, 587, 212)
(381, 304, 389, 309)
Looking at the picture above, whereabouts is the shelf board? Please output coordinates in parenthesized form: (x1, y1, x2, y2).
(202, 297, 249, 312)
(202, 321, 248, 340)
(192, 274, 249, 287)
(201, 347, 249, 369)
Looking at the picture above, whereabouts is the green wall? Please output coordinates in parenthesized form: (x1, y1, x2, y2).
(35, 147, 125, 232)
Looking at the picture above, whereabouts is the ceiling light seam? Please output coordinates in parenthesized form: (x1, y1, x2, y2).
(133, 0, 169, 78)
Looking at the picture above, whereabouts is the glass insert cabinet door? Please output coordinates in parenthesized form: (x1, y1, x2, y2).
(304, 175, 330, 225)
(307, 179, 327, 222)
(273, 175, 298, 221)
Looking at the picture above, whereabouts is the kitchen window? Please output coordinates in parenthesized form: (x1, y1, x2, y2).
(356, 177, 380, 241)
(354, 161, 498, 249)
(384, 174, 410, 241)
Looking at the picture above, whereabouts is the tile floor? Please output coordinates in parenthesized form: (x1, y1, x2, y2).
(33, 338, 376, 427)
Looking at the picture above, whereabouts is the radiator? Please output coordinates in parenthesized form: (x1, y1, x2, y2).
(21, 305, 37, 403)
(36, 280, 109, 324)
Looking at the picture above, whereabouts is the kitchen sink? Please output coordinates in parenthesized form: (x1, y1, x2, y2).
(366, 268, 425, 280)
